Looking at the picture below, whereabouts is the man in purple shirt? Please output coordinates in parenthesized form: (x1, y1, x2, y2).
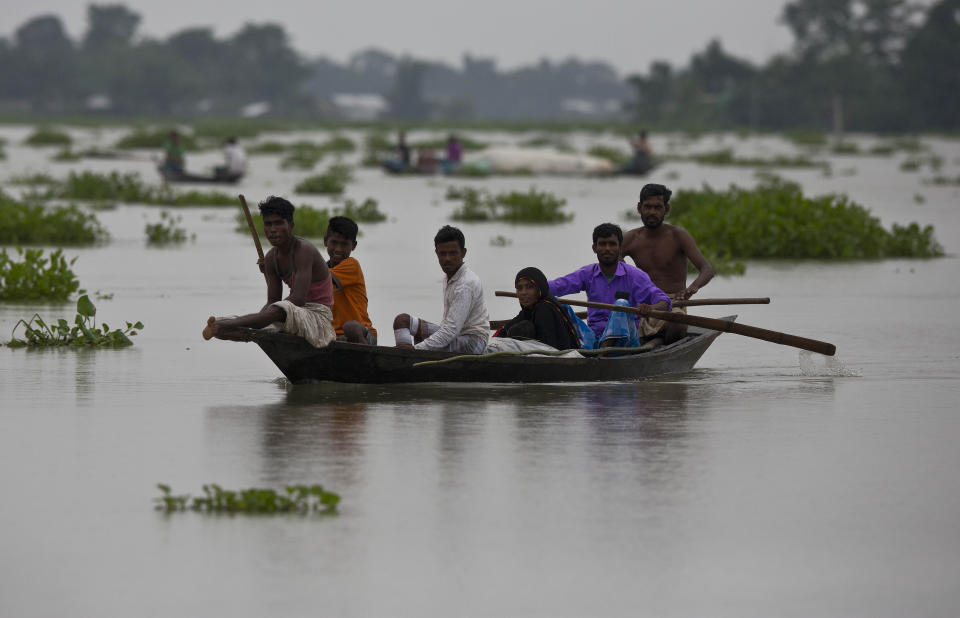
(549, 222, 671, 348)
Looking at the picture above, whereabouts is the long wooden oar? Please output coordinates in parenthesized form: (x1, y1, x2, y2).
(494, 291, 835, 356)
(238, 194, 265, 273)
(490, 297, 770, 330)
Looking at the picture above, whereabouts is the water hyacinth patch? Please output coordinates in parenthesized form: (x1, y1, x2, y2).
(294, 164, 354, 195)
(7, 294, 142, 348)
(587, 145, 630, 166)
(0, 247, 80, 301)
(0, 192, 109, 245)
(155, 483, 339, 515)
(114, 129, 199, 150)
(145, 211, 191, 245)
(666, 178, 943, 268)
(448, 186, 572, 223)
(337, 198, 387, 223)
(42, 171, 236, 206)
(23, 126, 72, 147)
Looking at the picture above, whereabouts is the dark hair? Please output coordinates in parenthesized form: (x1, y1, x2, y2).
(259, 196, 295, 223)
(434, 225, 465, 248)
(639, 183, 672, 204)
(325, 215, 358, 241)
(592, 222, 623, 245)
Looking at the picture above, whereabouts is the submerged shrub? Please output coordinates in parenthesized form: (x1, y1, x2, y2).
(0, 191, 108, 245)
(155, 483, 339, 515)
(668, 178, 944, 267)
(7, 294, 142, 348)
(24, 126, 72, 147)
(0, 247, 80, 301)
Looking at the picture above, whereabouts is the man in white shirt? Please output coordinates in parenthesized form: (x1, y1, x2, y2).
(393, 225, 489, 353)
(216, 137, 247, 179)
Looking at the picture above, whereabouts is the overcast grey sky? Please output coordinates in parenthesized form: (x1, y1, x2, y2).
(3, 0, 796, 75)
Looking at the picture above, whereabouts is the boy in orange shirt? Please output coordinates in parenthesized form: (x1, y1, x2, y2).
(325, 216, 378, 344)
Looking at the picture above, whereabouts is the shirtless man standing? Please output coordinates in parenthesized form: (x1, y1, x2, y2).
(620, 183, 715, 345)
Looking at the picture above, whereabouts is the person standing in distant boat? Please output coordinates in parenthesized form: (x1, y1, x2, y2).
(620, 183, 715, 345)
(202, 196, 335, 348)
(162, 130, 185, 175)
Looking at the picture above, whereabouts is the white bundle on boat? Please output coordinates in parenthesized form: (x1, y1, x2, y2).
(466, 147, 615, 175)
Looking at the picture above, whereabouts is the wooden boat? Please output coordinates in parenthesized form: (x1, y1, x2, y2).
(247, 317, 733, 384)
(157, 166, 244, 184)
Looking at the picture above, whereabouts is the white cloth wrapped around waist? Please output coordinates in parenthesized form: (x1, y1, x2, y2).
(271, 300, 335, 348)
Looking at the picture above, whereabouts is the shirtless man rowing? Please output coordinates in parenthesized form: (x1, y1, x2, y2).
(620, 183, 714, 344)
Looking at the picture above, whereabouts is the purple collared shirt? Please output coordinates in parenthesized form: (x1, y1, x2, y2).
(549, 262, 671, 338)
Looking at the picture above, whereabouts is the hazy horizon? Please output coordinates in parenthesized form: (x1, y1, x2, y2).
(3, 0, 796, 75)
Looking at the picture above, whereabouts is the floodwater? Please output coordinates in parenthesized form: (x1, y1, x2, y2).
(1, 127, 959, 617)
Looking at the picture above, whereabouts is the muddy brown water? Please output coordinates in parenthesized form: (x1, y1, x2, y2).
(2, 129, 959, 617)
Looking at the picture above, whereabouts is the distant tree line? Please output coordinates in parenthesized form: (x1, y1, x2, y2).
(627, 0, 960, 132)
(0, 0, 957, 130)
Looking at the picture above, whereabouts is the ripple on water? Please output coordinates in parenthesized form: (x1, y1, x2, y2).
(799, 350, 863, 377)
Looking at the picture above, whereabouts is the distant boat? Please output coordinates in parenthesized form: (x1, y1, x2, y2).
(157, 166, 243, 184)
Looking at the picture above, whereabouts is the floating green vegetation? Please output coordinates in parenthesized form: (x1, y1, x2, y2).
(337, 197, 387, 223)
(248, 140, 289, 154)
(155, 483, 339, 515)
(587, 144, 630, 166)
(0, 247, 79, 301)
(449, 187, 573, 223)
(784, 130, 828, 147)
(899, 153, 943, 173)
(145, 211, 191, 245)
(667, 178, 943, 273)
(7, 294, 142, 348)
(44, 171, 235, 206)
(7, 173, 59, 186)
(322, 135, 356, 153)
(675, 149, 827, 168)
(490, 235, 512, 246)
(51, 147, 82, 161)
(365, 131, 393, 152)
(192, 120, 267, 139)
(831, 142, 861, 155)
(23, 126, 72, 147)
(0, 192, 109, 245)
(114, 129, 199, 150)
(279, 142, 326, 170)
(518, 134, 574, 151)
(295, 164, 354, 195)
(926, 175, 960, 186)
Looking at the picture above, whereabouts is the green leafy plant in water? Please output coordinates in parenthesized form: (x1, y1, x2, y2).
(248, 140, 290, 154)
(294, 164, 354, 195)
(449, 186, 572, 223)
(24, 126, 72, 147)
(926, 175, 960, 186)
(0, 247, 80, 301)
(672, 149, 827, 169)
(321, 135, 356, 153)
(44, 171, 235, 206)
(155, 483, 339, 515)
(665, 178, 944, 274)
(519, 134, 574, 151)
(0, 191, 109, 245)
(145, 211, 191, 245)
(7, 294, 142, 347)
(830, 142, 860, 155)
(52, 148, 82, 161)
(280, 143, 326, 170)
(7, 173, 59, 186)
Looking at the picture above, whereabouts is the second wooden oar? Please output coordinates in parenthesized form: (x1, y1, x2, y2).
(491, 296, 770, 328)
(493, 291, 835, 356)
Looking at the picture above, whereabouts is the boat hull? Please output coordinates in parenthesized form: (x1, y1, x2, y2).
(248, 318, 732, 384)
